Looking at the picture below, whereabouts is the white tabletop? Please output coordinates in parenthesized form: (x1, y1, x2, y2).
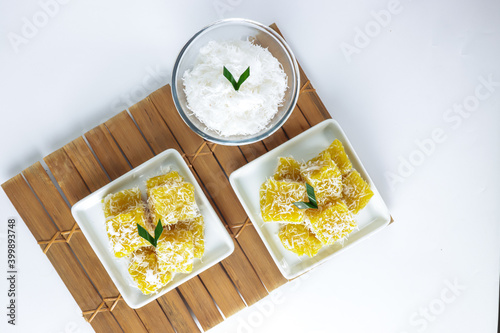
(1, 0, 499, 332)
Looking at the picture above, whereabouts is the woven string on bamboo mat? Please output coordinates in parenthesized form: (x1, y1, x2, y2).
(36, 221, 123, 324)
(36, 223, 123, 323)
(182, 141, 217, 167)
(300, 80, 316, 94)
(37, 223, 81, 254)
(82, 295, 122, 323)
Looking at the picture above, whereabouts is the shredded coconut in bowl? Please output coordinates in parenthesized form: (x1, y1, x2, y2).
(182, 40, 288, 137)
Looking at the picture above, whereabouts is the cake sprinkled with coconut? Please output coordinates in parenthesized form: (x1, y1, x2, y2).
(260, 139, 374, 258)
(102, 171, 205, 295)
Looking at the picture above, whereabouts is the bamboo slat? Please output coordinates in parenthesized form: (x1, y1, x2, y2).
(282, 105, 312, 139)
(157, 290, 201, 333)
(198, 264, 246, 318)
(104, 111, 154, 168)
(177, 278, 223, 331)
(84, 124, 131, 180)
(218, 243, 266, 306)
(262, 128, 289, 151)
(128, 99, 182, 154)
(64, 137, 110, 191)
(239, 142, 268, 162)
(134, 303, 175, 333)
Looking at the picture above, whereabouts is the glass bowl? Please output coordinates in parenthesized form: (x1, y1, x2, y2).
(171, 18, 300, 146)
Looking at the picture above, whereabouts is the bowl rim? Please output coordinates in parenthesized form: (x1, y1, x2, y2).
(171, 18, 300, 146)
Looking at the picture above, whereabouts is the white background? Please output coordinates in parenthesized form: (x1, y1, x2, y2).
(1, 0, 499, 332)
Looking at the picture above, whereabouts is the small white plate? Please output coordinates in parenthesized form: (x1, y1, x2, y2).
(229, 119, 391, 279)
(71, 149, 234, 309)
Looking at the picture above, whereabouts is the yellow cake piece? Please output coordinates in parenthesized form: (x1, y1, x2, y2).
(306, 201, 356, 245)
(176, 216, 205, 258)
(148, 183, 199, 226)
(260, 179, 307, 223)
(323, 139, 352, 175)
(300, 152, 342, 205)
(342, 170, 374, 214)
(102, 188, 142, 219)
(278, 223, 323, 257)
(146, 171, 184, 193)
(128, 246, 172, 295)
(156, 227, 194, 273)
(273, 157, 303, 182)
(106, 206, 150, 258)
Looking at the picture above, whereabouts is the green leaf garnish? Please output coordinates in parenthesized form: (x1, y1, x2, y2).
(137, 220, 163, 247)
(293, 183, 318, 209)
(305, 183, 317, 207)
(223, 66, 250, 91)
(293, 201, 318, 209)
(154, 219, 163, 241)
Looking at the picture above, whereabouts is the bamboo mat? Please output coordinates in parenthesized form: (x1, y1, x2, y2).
(2, 24, 393, 333)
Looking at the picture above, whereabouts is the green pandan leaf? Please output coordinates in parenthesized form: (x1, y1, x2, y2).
(223, 66, 250, 91)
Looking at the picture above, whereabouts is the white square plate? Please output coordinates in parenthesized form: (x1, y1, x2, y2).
(71, 149, 234, 309)
(229, 119, 391, 279)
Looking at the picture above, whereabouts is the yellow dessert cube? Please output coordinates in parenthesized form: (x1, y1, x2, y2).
(342, 170, 374, 214)
(148, 183, 199, 225)
(273, 157, 303, 182)
(278, 223, 323, 257)
(260, 179, 307, 223)
(102, 188, 142, 219)
(323, 139, 352, 175)
(156, 227, 194, 273)
(300, 152, 342, 205)
(128, 246, 172, 295)
(306, 201, 356, 245)
(176, 216, 204, 258)
(146, 171, 184, 192)
(106, 206, 150, 258)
